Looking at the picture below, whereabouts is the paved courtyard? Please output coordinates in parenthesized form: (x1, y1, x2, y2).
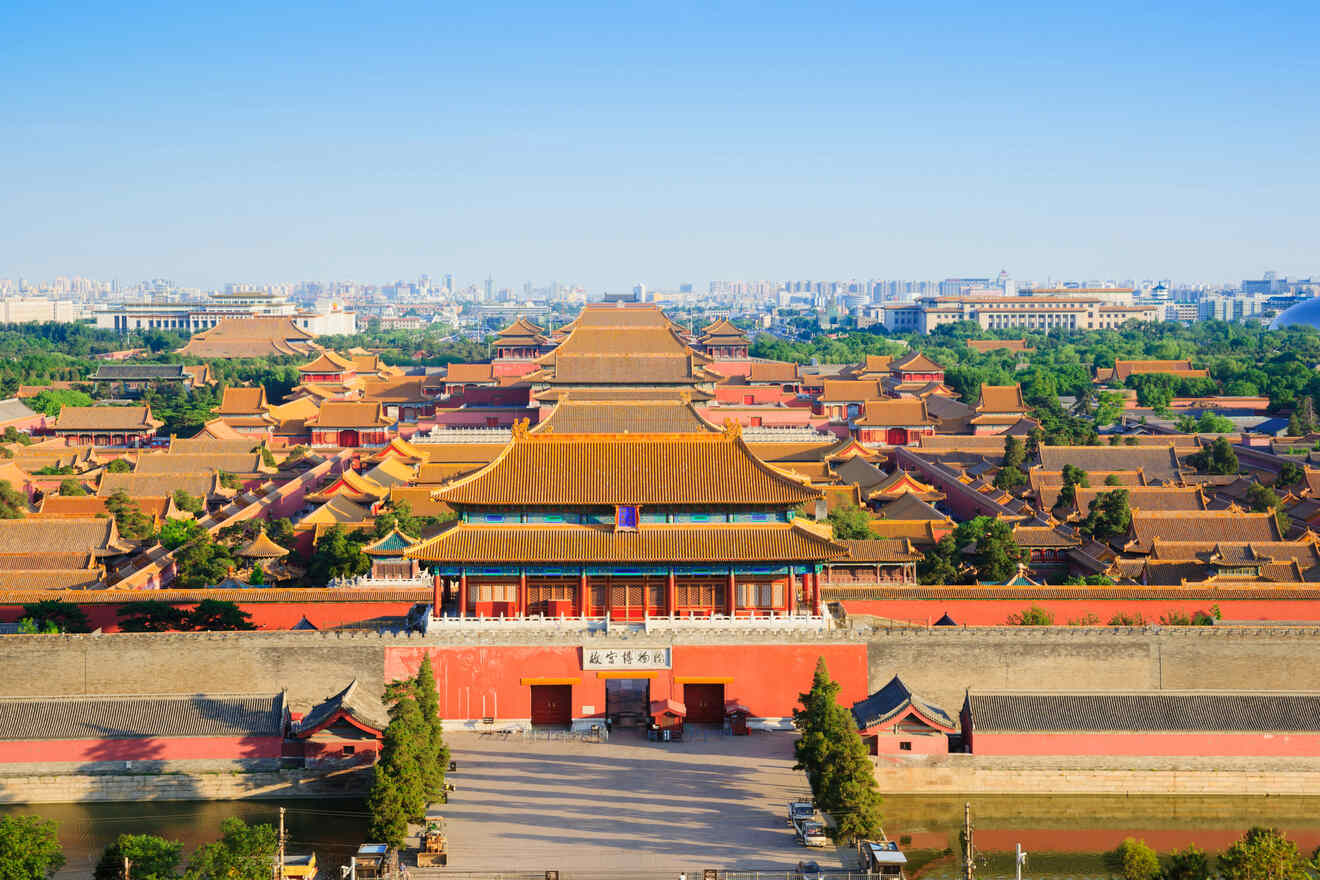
(423, 727, 854, 876)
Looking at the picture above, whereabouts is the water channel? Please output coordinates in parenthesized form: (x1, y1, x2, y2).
(3, 794, 1318, 878)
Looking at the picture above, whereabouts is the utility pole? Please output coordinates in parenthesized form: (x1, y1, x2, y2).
(963, 802, 975, 880)
(275, 806, 286, 880)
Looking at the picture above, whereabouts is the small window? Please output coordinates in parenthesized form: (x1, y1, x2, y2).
(899, 741, 912, 751)
(342, 745, 356, 755)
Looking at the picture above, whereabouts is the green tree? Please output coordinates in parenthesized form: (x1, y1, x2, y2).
(1161, 844, 1211, 880)
(0, 480, 27, 518)
(248, 562, 265, 585)
(1079, 489, 1133, 542)
(1188, 437, 1239, 475)
(306, 524, 370, 583)
(56, 478, 88, 496)
(116, 601, 191, 633)
(171, 535, 236, 588)
(953, 516, 1025, 583)
(188, 599, 255, 631)
(0, 814, 65, 880)
(1002, 435, 1025, 470)
(1246, 483, 1280, 513)
(183, 817, 276, 880)
(20, 600, 91, 633)
(828, 503, 873, 540)
(1218, 827, 1308, 880)
(94, 833, 183, 880)
(790, 658, 882, 843)
(413, 654, 449, 804)
(104, 491, 155, 541)
(993, 464, 1026, 491)
(1277, 461, 1305, 489)
(159, 518, 202, 550)
(1107, 837, 1161, 880)
(172, 490, 205, 517)
(105, 458, 133, 474)
(28, 388, 93, 416)
(1055, 464, 1089, 512)
(1007, 605, 1054, 625)
(368, 685, 430, 848)
(917, 534, 962, 585)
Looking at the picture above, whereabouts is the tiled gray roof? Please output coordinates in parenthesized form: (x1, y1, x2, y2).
(1039, 445, 1181, 482)
(91, 365, 188, 381)
(0, 693, 286, 740)
(0, 398, 37, 423)
(967, 691, 1320, 733)
(853, 676, 956, 731)
(291, 680, 388, 737)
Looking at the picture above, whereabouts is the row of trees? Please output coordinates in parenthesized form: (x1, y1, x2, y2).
(0, 813, 277, 880)
(14, 598, 255, 634)
(1109, 829, 1320, 880)
(367, 655, 449, 849)
(792, 658, 883, 843)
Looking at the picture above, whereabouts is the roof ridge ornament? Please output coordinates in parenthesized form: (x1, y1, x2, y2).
(511, 417, 530, 440)
(722, 419, 742, 439)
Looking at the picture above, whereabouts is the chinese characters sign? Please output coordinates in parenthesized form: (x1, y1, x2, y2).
(582, 646, 672, 670)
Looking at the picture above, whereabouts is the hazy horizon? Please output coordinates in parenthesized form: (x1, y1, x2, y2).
(4, 0, 1317, 290)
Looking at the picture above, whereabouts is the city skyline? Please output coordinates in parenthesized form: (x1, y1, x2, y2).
(4, 0, 1318, 290)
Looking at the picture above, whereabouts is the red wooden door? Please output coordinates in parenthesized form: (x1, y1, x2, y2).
(530, 685, 572, 727)
(683, 684, 725, 724)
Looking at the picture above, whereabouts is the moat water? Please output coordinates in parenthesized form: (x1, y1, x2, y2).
(4, 794, 1319, 878)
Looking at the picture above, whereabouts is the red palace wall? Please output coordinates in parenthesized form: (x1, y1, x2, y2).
(385, 642, 868, 723)
(0, 735, 284, 764)
(970, 731, 1320, 757)
(837, 598, 1320, 626)
(0, 598, 424, 633)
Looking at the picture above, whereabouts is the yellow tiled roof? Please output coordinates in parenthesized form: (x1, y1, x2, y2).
(434, 428, 821, 507)
(405, 521, 844, 563)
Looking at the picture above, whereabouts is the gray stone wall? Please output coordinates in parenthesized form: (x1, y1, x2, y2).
(864, 625, 1320, 711)
(2, 625, 1318, 720)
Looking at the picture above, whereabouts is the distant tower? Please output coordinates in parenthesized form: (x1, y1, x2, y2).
(633, 283, 647, 302)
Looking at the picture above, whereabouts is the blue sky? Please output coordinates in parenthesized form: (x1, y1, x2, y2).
(2, 0, 1317, 291)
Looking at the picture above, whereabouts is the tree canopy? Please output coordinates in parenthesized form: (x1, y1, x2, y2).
(0, 815, 65, 880)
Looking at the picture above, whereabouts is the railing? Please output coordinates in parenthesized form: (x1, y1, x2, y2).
(423, 611, 831, 633)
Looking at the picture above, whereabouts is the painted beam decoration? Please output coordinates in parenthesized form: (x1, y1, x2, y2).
(582, 646, 672, 670)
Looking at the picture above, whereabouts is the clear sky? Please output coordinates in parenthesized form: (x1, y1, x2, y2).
(2, 0, 1317, 291)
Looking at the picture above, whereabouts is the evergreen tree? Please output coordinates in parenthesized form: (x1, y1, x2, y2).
(828, 503, 873, 540)
(414, 654, 449, 803)
(1079, 489, 1132, 542)
(953, 516, 1025, 583)
(57, 478, 87, 496)
(0, 815, 65, 880)
(0, 480, 27, 519)
(368, 678, 433, 847)
(1054, 464, 1089, 512)
(1001, 435, 1025, 470)
(917, 535, 962, 585)
(20, 600, 90, 633)
(791, 657, 838, 790)
(182, 818, 275, 880)
(1161, 844, 1211, 880)
(1277, 461, 1305, 489)
(1188, 437, 1239, 475)
(790, 658, 882, 843)
(1108, 838, 1161, 880)
(188, 599, 255, 631)
(94, 833, 182, 880)
(1218, 827, 1308, 880)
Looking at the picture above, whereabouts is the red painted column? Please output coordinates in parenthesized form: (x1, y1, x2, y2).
(811, 569, 821, 616)
(666, 570, 676, 616)
(727, 571, 737, 617)
(518, 570, 527, 618)
(786, 569, 796, 615)
(432, 573, 442, 615)
(458, 572, 468, 619)
(579, 570, 588, 617)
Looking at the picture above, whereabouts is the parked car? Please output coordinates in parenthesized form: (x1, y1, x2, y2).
(786, 799, 815, 826)
(795, 818, 829, 847)
(796, 860, 824, 880)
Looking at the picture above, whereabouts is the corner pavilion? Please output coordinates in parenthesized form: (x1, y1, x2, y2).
(405, 421, 844, 620)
